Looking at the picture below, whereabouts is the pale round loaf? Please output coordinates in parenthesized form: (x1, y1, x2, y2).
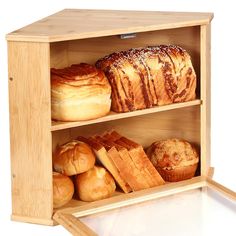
(75, 166, 116, 202)
(53, 140, 95, 176)
(53, 172, 74, 208)
(51, 63, 111, 121)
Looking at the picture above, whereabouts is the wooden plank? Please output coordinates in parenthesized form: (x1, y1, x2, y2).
(206, 178, 236, 201)
(207, 167, 214, 178)
(6, 9, 213, 42)
(11, 215, 54, 226)
(8, 41, 53, 223)
(57, 176, 205, 217)
(60, 26, 201, 77)
(53, 212, 97, 236)
(200, 24, 211, 175)
(51, 99, 201, 131)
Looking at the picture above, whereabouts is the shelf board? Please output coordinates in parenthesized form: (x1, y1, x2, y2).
(55, 176, 204, 218)
(51, 99, 201, 131)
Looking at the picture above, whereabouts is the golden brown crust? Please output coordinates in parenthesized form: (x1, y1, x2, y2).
(156, 164, 198, 182)
(53, 140, 95, 176)
(51, 63, 111, 121)
(75, 166, 116, 202)
(53, 172, 74, 208)
(96, 45, 196, 112)
(146, 139, 199, 181)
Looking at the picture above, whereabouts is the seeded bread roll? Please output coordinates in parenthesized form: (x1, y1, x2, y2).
(96, 45, 196, 112)
(146, 139, 199, 182)
(51, 63, 111, 121)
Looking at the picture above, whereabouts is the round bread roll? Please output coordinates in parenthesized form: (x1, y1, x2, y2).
(53, 172, 74, 208)
(75, 166, 116, 202)
(53, 140, 95, 176)
(146, 139, 199, 182)
(51, 63, 111, 121)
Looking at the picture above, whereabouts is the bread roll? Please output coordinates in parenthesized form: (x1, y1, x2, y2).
(146, 139, 199, 182)
(53, 172, 74, 208)
(51, 63, 111, 121)
(75, 166, 116, 202)
(96, 45, 196, 112)
(53, 140, 95, 176)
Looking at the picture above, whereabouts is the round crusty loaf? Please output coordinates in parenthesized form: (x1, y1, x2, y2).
(51, 63, 111, 121)
(146, 139, 199, 182)
(75, 166, 116, 202)
(53, 172, 74, 208)
(53, 140, 95, 176)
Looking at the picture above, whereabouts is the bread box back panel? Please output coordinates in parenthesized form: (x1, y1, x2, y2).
(6, 10, 227, 233)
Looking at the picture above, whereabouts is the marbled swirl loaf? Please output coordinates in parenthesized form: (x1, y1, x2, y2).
(96, 45, 196, 112)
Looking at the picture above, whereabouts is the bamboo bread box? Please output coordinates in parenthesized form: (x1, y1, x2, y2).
(7, 9, 236, 235)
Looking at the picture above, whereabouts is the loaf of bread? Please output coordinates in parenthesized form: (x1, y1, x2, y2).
(96, 45, 196, 112)
(53, 172, 74, 208)
(53, 140, 95, 176)
(75, 166, 116, 202)
(77, 136, 132, 193)
(51, 63, 111, 121)
(146, 139, 199, 182)
(81, 131, 165, 192)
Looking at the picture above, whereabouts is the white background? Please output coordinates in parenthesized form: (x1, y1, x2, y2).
(0, 0, 235, 235)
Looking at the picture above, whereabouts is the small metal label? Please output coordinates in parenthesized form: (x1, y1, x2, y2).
(120, 33, 137, 39)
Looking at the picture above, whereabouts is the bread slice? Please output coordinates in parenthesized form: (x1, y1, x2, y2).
(95, 136, 149, 191)
(110, 131, 165, 186)
(77, 136, 131, 193)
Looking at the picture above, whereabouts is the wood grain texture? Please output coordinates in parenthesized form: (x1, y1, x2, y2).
(6, 9, 213, 42)
(51, 100, 201, 131)
(56, 176, 205, 217)
(200, 24, 211, 175)
(52, 105, 200, 153)
(8, 41, 53, 223)
(11, 215, 54, 226)
(206, 178, 236, 201)
(53, 212, 97, 236)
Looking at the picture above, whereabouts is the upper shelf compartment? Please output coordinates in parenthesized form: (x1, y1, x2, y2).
(51, 100, 201, 131)
(6, 9, 213, 42)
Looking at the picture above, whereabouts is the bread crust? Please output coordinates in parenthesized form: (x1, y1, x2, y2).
(51, 63, 111, 121)
(96, 45, 196, 112)
(53, 140, 95, 176)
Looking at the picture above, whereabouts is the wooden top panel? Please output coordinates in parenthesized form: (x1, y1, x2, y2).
(6, 9, 213, 42)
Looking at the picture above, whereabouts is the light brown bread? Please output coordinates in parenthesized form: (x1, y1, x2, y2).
(146, 138, 199, 182)
(53, 140, 95, 176)
(109, 132, 165, 187)
(53, 172, 74, 208)
(51, 63, 111, 121)
(77, 136, 131, 193)
(75, 166, 116, 202)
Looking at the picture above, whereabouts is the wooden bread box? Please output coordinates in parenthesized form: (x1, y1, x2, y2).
(6, 9, 236, 235)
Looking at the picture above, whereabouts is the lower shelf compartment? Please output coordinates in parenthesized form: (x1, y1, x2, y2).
(54, 176, 204, 218)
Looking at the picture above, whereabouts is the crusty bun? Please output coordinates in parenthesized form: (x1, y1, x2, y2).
(146, 139, 199, 182)
(53, 172, 74, 208)
(53, 140, 95, 176)
(75, 166, 116, 202)
(51, 63, 111, 121)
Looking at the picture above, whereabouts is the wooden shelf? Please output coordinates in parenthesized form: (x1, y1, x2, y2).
(55, 176, 204, 218)
(51, 99, 201, 131)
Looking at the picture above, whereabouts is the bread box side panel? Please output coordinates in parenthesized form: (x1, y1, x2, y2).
(8, 41, 53, 225)
(200, 24, 211, 176)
